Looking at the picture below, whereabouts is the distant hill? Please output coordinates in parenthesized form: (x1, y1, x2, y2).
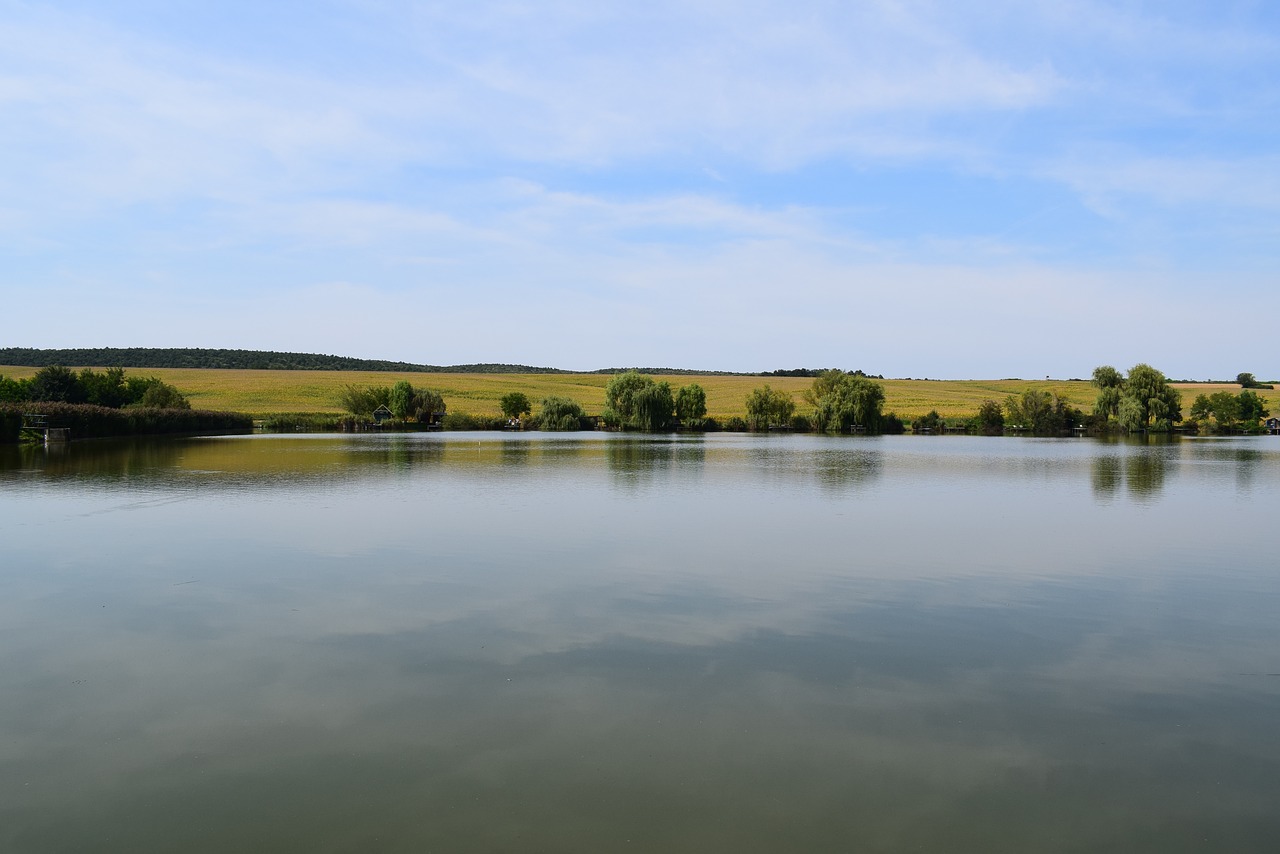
(0, 348, 569, 374)
(0, 347, 884, 378)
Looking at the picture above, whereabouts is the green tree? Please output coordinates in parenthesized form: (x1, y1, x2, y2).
(1004, 389, 1075, 435)
(500, 391, 532, 421)
(809, 371, 885, 433)
(1189, 394, 1213, 423)
(674, 384, 707, 423)
(974, 399, 1004, 435)
(338, 384, 391, 418)
(744, 385, 795, 431)
(388, 380, 415, 419)
(604, 371, 653, 425)
(603, 371, 673, 431)
(1207, 391, 1240, 431)
(410, 388, 446, 423)
(78, 367, 129, 408)
(1092, 365, 1124, 422)
(0, 374, 30, 403)
(1237, 390, 1269, 424)
(1237, 372, 1257, 388)
(539, 396, 585, 431)
(28, 365, 85, 403)
(135, 379, 191, 409)
(1120, 363, 1181, 432)
(631, 382, 675, 432)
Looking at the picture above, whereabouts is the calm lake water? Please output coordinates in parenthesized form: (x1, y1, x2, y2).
(2, 433, 1278, 852)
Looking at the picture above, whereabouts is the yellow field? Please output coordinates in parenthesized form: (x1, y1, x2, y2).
(3, 365, 1275, 421)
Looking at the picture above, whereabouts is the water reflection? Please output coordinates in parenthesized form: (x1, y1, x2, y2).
(813, 447, 881, 492)
(1124, 450, 1167, 499)
(2, 433, 1280, 851)
(606, 436, 706, 491)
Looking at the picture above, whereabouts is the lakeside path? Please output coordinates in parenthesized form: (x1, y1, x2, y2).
(2, 366, 1274, 421)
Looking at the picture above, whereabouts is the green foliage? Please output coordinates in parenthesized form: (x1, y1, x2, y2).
(20, 366, 190, 410)
(674, 384, 707, 422)
(539, 396, 586, 431)
(0, 374, 29, 403)
(912, 410, 944, 432)
(881, 412, 906, 434)
(1090, 363, 1181, 433)
(1092, 365, 1124, 421)
(631, 382, 675, 432)
(500, 391, 532, 420)
(79, 367, 129, 408)
(135, 380, 191, 409)
(1192, 390, 1269, 433)
(410, 388, 446, 423)
(974, 399, 1005, 435)
(1004, 389, 1079, 435)
(1121, 363, 1181, 432)
(259, 413, 347, 432)
(0, 401, 250, 443)
(340, 381, 442, 423)
(388, 380, 415, 418)
(723, 416, 749, 432)
(0, 347, 569, 374)
(28, 365, 86, 403)
(809, 371, 886, 433)
(1189, 394, 1212, 422)
(439, 412, 504, 430)
(1238, 389, 1269, 423)
(603, 371, 674, 432)
(744, 385, 795, 431)
(338, 384, 391, 417)
(1234, 372, 1271, 390)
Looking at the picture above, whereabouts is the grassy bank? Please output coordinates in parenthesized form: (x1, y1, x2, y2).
(4, 366, 1275, 423)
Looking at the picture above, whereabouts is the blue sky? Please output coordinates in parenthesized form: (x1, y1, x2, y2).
(2, 1, 1277, 377)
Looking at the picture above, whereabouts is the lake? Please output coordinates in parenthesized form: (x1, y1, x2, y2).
(2, 432, 1278, 852)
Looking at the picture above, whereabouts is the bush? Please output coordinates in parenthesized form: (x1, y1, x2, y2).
(881, 413, 906, 434)
(539, 396, 587, 431)
(0, 402, 250, 442)
(259, 413, 346, 432)
(790, 414, 812, 432)
(722, 416, 748, 432)
(441, 412, 506, 431)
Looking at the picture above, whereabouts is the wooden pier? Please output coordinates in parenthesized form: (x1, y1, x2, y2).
(19, 414, 69, 445)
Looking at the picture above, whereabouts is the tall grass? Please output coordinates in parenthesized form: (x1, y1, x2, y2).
(0, 402, 252, 443)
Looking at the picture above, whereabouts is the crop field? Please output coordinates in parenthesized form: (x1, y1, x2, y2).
(3, 365, 1275, 422)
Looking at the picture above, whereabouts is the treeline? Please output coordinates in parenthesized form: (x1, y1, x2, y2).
(2, 348, 894, 378)
(0, 348, 568, 374)
(0, 365, 253, 442)
(1, 403, 251, 443)
(1, 366, 191, 409)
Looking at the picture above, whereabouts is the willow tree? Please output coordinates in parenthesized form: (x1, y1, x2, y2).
(744, 385, 795, 431)
(1092, 365, 1124, 422)
(1119, 363, 1181, 433)
(808, 370, 886, 433)
(603, 371, 675, 432)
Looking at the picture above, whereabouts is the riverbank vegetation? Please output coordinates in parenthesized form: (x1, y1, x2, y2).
(4, 362, 1277, 436)
(1, 365, 191, 409)
(0, 401, 251, 443)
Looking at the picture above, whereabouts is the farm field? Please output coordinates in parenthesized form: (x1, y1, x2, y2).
(2, 365, 1274, 421)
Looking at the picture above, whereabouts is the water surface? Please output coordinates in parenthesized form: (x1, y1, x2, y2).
(2, 433, 1278, 852)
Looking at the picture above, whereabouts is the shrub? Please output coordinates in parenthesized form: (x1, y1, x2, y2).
(0, 402, 250, 442)
(441, 412, 505, 431)
(539, 396, 586, 431)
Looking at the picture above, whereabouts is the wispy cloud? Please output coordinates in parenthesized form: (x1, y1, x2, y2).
(1, 0, 1278, 376)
